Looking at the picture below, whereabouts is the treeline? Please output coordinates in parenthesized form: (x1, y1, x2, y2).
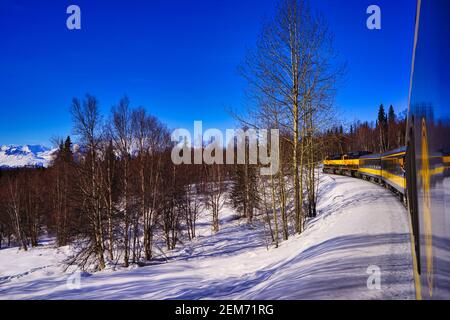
(0, 94, 232, 270)
(322, 104, 407, 156)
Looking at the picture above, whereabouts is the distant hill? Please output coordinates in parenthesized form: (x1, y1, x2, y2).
(0, 145, 56, 168)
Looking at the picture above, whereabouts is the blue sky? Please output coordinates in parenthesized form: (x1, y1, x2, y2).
(0, 0, 416, 146)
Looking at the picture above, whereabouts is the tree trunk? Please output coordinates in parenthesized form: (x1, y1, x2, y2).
(270, 174, 279, 248)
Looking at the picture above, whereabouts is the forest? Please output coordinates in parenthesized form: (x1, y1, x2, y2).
(323, 104, 407, 156)
(0, 101, 407, 272)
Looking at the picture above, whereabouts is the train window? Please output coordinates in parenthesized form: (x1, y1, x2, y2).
(383, 156, 405, 177)
(400, 157, 405, 173)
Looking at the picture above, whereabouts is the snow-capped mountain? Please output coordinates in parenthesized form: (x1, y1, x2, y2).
(0, 145, 57, 168)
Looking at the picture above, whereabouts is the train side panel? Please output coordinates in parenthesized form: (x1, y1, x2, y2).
(358, 154, 382, 180)
(407, 0, 450, 299)
(381, 148, 407, 195)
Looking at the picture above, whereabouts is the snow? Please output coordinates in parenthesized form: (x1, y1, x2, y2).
(0, 144, 56, 168)
(0, 173, 415, 299)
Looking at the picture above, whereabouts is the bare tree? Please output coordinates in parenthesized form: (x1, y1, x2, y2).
(71, 94, 106, 270)
(239, 0, 343, 234)
(6, 175, 28, 251)
(204, 163, 225, 232)
(110, 96, 134, 267)
(131, 107, 169, 260)
(100, 139, 117, 261)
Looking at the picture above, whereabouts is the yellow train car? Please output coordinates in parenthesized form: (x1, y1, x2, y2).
(358, 153, 382, 181)
(323, 151, 371, 176)
(324, 148, 407, 199)
(381, 147, 407, 195)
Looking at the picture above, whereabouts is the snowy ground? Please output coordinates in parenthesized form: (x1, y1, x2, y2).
(0, 173, 415, 300)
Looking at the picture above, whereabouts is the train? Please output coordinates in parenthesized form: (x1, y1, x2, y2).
(323, 148, 408, 202)
(323, 145, 449, 300)
(323, 0, 450, 299)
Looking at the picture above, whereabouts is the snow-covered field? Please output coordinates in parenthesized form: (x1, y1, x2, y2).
(0, 173, 415, 300)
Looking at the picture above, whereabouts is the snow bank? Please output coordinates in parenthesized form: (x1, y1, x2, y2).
(0, 173, 415, 299)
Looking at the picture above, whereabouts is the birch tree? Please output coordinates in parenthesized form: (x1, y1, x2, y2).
(110, 96, 134, 267)
(240, 0, 343, 233)
(71, 94, 106, 270)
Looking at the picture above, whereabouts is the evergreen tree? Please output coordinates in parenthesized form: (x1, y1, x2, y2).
(229, 132, 260, 224)
(387, 105, 396, 149)
(230, 165, 246, 217)
(377, 104, 387, 126)
(58, 141, 64, 158)
(63, 136, 73, 162)
(388, 105, 396, 124)
(377, 104, 388, 152)
(230, 163, 259, 223)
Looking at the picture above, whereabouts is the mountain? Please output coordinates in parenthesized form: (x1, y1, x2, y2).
(0, 145, 57, 168)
